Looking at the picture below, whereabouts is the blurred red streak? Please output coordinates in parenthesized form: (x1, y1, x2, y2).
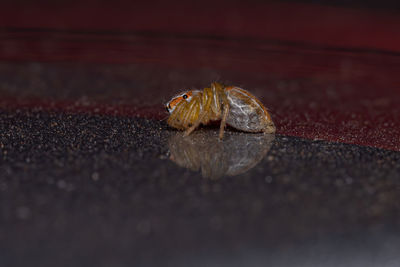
(0, 1, 399, 151)
(0, 1, 399, 84)
(0, 1, 399, 52)
(0, 30, 399, 87)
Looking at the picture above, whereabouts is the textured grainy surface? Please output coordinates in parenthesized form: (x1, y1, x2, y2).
(0, 1, 400, 266)
(1, 110, 400, 267)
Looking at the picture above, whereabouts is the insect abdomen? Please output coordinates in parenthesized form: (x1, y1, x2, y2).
(225, 87, 275, 133)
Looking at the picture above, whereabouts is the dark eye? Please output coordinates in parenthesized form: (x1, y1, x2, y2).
(182, 94, 188, 99)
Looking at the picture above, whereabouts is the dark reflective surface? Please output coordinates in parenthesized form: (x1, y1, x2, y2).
(168, 131, 275, 179)
(1, 110, 400, 266)
(1, 0, 400, 266)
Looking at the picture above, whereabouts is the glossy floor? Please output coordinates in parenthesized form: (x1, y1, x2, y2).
(1, 111, 400, 266)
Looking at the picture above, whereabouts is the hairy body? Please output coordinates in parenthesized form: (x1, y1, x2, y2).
(166, 82, 275, 139)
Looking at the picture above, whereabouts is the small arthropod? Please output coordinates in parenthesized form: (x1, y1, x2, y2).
(165, 82, 275, 139)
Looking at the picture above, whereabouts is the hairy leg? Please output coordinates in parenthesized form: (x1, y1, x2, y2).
(219, 103, 229, 139)
(183, 91, 212, 136)
(182, 96, 201, 128)
(167, 100, 187, 129)
(183, 110, 207, 136)
(218, 85, 231, 139)
(210, 83, 221, 117)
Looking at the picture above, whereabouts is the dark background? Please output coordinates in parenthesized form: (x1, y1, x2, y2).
(1, 0, 400, 266)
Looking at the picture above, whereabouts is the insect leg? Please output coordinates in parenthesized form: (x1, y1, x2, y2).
(183, 111, 207, 137)
(210, 83, 222, 117)
(219, 102, 230, 139)
(184, 90, 212, 136)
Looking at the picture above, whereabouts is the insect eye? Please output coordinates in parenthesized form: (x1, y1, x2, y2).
(182, 94, 188, 99)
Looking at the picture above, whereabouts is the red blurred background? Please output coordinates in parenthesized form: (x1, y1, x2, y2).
(1, 0, 399, 150)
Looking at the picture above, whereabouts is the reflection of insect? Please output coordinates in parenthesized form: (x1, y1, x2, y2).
(168, 131, 275, 179)
(165, 82, 275, 139)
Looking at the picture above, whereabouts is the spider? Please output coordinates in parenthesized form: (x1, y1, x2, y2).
(165, 82, 275, 139)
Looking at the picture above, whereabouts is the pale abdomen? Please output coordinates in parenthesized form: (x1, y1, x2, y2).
(225, 87, 275, 133)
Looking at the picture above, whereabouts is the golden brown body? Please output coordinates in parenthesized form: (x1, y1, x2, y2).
(166, 82, 275, 139)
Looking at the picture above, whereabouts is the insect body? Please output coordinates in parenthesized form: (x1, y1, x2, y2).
(166, 82, 275, 139)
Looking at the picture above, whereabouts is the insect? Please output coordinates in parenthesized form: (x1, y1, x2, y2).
(165, 82, 275, 139)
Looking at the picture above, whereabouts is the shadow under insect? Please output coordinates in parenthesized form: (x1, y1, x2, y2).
(168, 130, 275, 179)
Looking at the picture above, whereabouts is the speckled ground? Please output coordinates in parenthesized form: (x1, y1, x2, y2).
(1, 110, 400, 267)
(1, 1, 399, 266)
